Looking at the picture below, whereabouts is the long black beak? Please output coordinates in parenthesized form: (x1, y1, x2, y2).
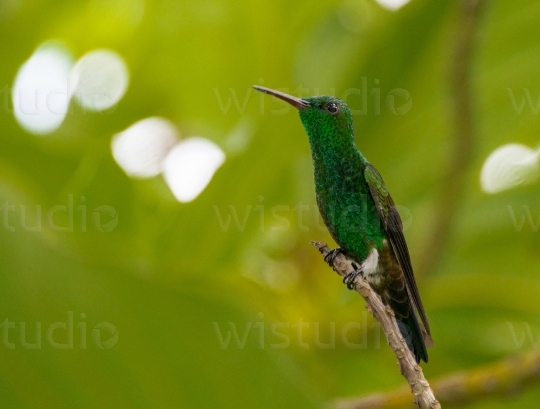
(253, 86, 310, 110)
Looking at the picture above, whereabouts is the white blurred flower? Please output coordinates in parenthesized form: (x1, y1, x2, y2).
(71, 49, 129, 111)
(480, 144, 540, 194)
(163, 137, 225, 202)
(12, 42, 74, 135)
(111, 117, 179, 178)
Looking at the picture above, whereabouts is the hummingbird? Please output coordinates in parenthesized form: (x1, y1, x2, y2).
(253, 85, 433, 363)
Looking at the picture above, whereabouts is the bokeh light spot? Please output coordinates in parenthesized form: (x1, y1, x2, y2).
(337, 0, 371, 33)
(163, 137, 226, 203)
(375, 0, 411, 11)
(111, 117, 179, 178)
(480, 144, 540, 194)
(71, 49, 129, 111)
(12, 41, 73, 135)
(222, 118, 254, 156)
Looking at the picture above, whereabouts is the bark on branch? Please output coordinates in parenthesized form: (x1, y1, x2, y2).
(311, 241, 440, 409)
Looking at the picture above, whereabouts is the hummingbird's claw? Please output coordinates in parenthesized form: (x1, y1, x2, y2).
(324, 248, 345, 267)
(343, 264, 364, 290)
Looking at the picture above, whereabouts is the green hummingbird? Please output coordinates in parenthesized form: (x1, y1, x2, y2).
(254, 85, 433, 363)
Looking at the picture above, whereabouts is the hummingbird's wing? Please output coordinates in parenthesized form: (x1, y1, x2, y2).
(364, 163, 433, 346)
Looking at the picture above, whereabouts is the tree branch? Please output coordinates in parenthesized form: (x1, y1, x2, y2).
(311, 241, 440, 409)
(333, 348, 540, 409)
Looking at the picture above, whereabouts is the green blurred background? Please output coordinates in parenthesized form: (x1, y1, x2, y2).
(2, 0, 540, 408)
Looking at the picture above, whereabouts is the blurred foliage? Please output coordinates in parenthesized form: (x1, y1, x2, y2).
(2, 0, 540, 408)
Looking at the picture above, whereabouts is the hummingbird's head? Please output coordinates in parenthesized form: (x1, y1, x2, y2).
(298, 95, 354, 148)
(299, 95, 352, 127)
(253, 86, 354, 148)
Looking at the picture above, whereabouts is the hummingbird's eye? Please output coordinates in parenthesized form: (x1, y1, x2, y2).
(325, 101, 340, 115)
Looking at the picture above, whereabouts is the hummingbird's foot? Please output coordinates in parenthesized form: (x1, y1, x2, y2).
(324, 248, 345, 267)
(343, 263, 363, 290)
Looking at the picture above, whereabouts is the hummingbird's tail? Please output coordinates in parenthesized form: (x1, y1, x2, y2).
(381, 258, 431, 364)
(395, 308, 429, 364)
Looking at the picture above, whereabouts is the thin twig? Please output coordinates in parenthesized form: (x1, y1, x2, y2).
(333, 348, 540, 409)
(311, 241, 440, 409)
(416, 0, 487, 279)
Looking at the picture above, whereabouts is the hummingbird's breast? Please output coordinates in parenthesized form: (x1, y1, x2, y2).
(314, 153, 385, 263)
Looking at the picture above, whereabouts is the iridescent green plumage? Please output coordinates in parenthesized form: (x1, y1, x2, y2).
(298, 96, 384, 259)
(254, 86, 433, 363)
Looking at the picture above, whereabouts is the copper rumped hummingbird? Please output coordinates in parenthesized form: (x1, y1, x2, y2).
(254, 85, 433, 363)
